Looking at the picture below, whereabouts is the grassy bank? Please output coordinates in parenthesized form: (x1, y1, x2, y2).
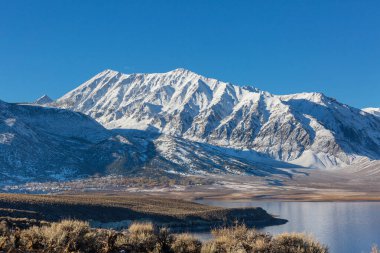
(0, 194, 286, 231)
(0, 219, 328, 253)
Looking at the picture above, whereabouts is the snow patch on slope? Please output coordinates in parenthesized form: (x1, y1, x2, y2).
(363, 107, 380, 117)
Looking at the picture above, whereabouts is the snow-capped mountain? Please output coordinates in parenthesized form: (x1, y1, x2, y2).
(363, 107, 380, 117)
(54, 69, 380, 169)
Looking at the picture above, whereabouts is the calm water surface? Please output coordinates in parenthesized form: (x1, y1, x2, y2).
(195, 200, 380, 253)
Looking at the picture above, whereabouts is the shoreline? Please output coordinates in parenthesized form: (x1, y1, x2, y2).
(0, 193, 286, 232)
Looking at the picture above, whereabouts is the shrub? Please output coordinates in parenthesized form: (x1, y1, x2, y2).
(156, 227, 175, 253)
(271, 233, 328, 253)
(0, 219, 332, 253)
(201, 224, 272, 253)
(171, 233, 201, 253)
(201, 225, 328, 253)
(125, 222, 158, 252)
(20, 225, 46, 250)
(19, 219, 117, 252)
(43, 220, 92, 252)
(0, 220, 8, 236)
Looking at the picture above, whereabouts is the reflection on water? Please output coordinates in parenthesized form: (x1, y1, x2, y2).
(195, 200, 380, 253)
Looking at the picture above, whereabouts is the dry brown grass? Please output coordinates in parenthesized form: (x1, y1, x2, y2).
(271, 233, 328, 253)
(19, 220, 115, 252)
(0, 193, 283, 231)
(0, 193, 215, 217)
(128, 222, 155, 234)
(124, 222, 158, 252)
(0, 219, 331, 253)
(201, 224, 272, 253)
(201, 224, 328, 253)
(171, 233, 202, 253)
(0, 219, 201, 253)
(0, 219, 119, 252)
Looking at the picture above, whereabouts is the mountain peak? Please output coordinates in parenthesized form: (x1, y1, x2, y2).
(171, 67, 190, 73)
(97, 69, 120, 77)
(34, 95, 53, 105)
(167, 68, 198, 76)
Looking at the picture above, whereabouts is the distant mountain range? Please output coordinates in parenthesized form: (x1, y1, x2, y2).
(1, 69, 379, 184)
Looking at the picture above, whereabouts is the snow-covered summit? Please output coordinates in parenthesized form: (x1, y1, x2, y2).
(363, 107, 380, 117)
(54, 69, 380, 169)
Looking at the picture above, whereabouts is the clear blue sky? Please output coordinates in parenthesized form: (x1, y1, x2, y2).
(1, 0, 379, 108)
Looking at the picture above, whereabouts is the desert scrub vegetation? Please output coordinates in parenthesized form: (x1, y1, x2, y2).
(0, 219, 200, 253)
(201, 224, 328, 253)
(0, 219, 329, 253)
(3, 175, 215, 194)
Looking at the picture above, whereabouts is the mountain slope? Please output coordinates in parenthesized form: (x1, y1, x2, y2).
(0, 101, 149, 184)
(54, 69, 380, 169)
(1, 101, 297, 185)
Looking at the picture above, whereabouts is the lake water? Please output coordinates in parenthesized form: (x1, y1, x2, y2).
(195, 200, 380, 253)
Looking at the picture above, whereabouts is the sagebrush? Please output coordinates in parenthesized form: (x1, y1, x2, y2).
(0, 219, 329, 253)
